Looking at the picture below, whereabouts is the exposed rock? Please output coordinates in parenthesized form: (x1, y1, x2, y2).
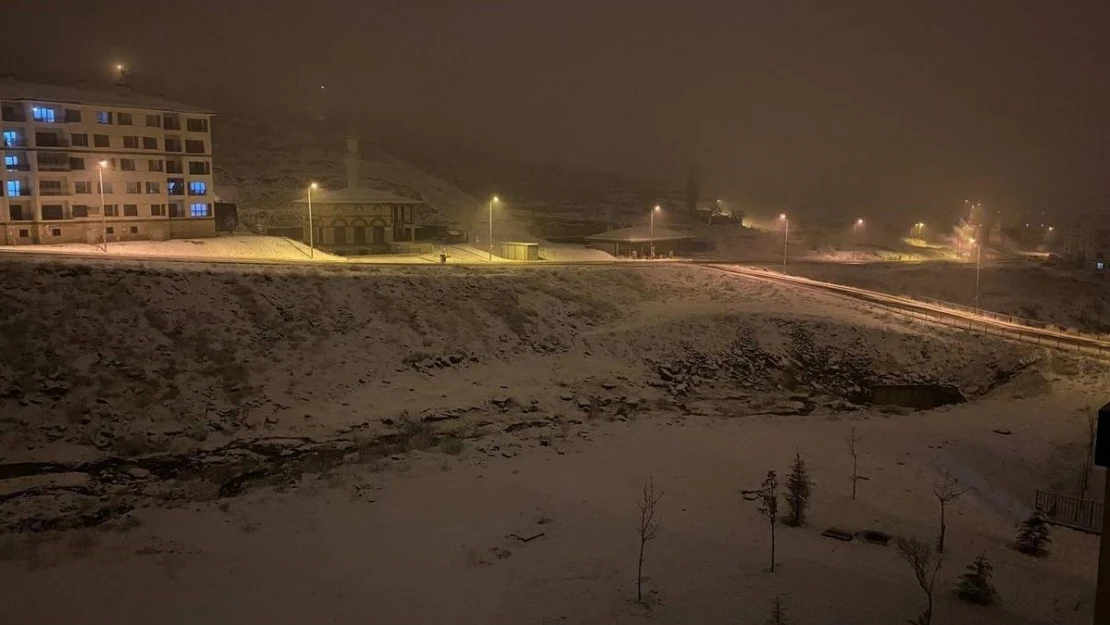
(124, 467, 152, 479)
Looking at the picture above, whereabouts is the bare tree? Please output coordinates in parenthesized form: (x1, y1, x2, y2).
(1080, 412, 1096, 496)
(756, 470, 779, 572)
(636, 477, 662, 603)
(933, 468, 967, 553)
(896, 537, 944, 625)
(846, 427, 863, 501)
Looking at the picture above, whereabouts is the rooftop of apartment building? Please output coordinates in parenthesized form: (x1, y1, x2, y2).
(0, 77, 214, 115)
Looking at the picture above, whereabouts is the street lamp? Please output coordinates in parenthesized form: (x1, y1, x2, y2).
(780, 213, 789, 267)
(650, 205, 661, 259)
(970, 236, 982, 311)
(488, 195, 500, 261)
(97, 160, 109, 252)
(853, 218, 864, 260)
(307, 182, 318, 259)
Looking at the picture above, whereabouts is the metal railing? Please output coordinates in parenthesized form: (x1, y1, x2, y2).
(912, 295, 1109, 341)
(871, 300, 1110, 360)
(1035, 490, 1102, 534)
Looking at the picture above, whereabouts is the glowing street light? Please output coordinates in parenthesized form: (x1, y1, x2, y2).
(307, 182, 318, 259)
(488, 195, 500, 261)
(97, 160, 110, 252)
(852, 218, 865, 259)
(780, 213, 789, 267)
(650, 205, 661, 259)
(970, 236, 983, 310)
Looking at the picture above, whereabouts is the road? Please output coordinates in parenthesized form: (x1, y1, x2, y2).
(706, 264, 1110, 359)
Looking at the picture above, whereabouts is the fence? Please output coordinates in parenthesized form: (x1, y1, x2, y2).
(1034, 490, 1103, 534)
(912, 295, 1109, 342)
(868, 300, 1110, 361)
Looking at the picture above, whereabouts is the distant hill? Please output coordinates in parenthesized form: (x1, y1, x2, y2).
(212, 115, 480, 228)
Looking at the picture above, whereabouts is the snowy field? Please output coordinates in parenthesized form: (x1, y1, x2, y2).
(0, 236, 615, 264)
(0, 259, 1105, 624)
(0, 235, 342, 262)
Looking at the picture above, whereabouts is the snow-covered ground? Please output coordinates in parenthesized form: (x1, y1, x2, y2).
(0, 235, 343, 262)
(0, 258, 1104, 624)
(0, 236, 615, 265)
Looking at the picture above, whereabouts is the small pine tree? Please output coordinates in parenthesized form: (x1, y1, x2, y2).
(766, 594, 788, 625)
(785, 451, 812, 527)
(956, 555, 999, 605)
(1016, 512, 1052, 556)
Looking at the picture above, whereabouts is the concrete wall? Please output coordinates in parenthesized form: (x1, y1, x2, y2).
(168, 218, 216, 239)
(0, 217, 210, 245)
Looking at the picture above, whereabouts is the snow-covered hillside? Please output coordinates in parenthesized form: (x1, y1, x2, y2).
(213, 116, 481, 229)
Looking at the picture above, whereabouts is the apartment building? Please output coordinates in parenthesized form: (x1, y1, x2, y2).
(1063, 214, 1110, 271)
(0, 79, 216, 245)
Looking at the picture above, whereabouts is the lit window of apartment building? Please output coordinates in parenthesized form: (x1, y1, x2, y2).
(0, 78, 216, 245)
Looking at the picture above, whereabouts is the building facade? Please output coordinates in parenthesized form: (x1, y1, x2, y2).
(1, 80, 216, 245)
(294, 188, 423, 254)
(1063, 214, 1110, 271)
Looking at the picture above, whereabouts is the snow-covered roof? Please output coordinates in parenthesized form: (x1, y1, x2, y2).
(695, 200, 734, 217)
(584, 226, 696, 242)
(0, 80, 214, 114)
(294, 188, 423, 205)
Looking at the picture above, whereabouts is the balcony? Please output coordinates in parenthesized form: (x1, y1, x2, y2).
(4, 162, 30, 172)
(34, 135, 69, 148)
(39, 189, 69, 197)
(37, 158, 71, 172)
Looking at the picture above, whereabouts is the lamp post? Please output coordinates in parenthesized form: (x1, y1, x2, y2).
(853, 218, 864, 260)
(488, 195, 499, 261)
(650, 204, 661, 259)
(971, 235, 982, 311)
(780, 213, 789, 267)
(97, 160, 109, 253)
(307, 182, 317, 259)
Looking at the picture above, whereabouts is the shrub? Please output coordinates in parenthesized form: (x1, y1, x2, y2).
(956, 555, 999, 606)
(1016, 512, 1051, 556)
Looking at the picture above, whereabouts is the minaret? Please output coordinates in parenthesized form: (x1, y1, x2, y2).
(345, 130, 360, 189)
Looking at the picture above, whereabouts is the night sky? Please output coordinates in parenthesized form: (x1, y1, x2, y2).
(3, 0, 1109, 220)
